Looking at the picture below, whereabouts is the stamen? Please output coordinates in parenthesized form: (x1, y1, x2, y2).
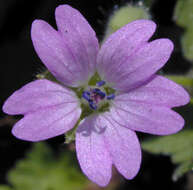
(82, 91, 91, 101)
(89, 101, 97, 110)
(92, 88, 106, 99)
(107, 94, 115, 100)
(96, 80, 106, 87)
(81, 81, 115, 111)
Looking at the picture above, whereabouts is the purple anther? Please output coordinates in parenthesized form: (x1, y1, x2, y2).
(96, 80, 106, 87)
(89, 101, 97, 110)
(92, 88, 100, 93)
(98, 91, 106, 99)
(82, 91, 91, 101)
(107, 94, 115, 100)
(93, 88, 106, 99)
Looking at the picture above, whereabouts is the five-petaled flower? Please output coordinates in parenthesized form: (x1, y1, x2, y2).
(3, 5, 190, 187)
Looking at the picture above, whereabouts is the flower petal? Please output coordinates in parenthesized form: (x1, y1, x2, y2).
(76, 116, 112, 187)
(55, 5, 99, 76)
(98, 114, 141, 179)
(111, 99, 185, 135)
(3, 79, 78, 115)
(106, 38, 174, 92)
(115, 75, 190, 108)
(3, 79, 81, 142)
(12, 103, 81, 142)
(97, 19, 156, 80)
(31, 13, 98, 87)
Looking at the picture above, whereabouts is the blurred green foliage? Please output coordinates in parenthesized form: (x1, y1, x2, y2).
(142, 130, 193, 181)
(0, 143, 87, 190)
(144, 0, 154, 7)
(0, 186, 12, 190)
(174, 0, 193, 61)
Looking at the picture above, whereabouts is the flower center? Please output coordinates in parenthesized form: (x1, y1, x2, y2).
(71, 73, 116, 119)
(82, 80, 115, 110)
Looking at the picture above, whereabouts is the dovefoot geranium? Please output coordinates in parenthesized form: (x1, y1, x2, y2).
(3, 5, 190, 187)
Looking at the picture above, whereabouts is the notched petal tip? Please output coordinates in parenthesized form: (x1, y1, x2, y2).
(129, 19, 157, 33)
(31, 19, 48, 34)
(2, 99, 13, 115)
(159, 111, 185, 136)
(11, 125, 39, 142)
(160, 38, 174, 54)
(106, 19, 157, 45)
(172, 116, 185, 134)
(55, 4, 74, 14)
(182, 90, 191, 106)
(2, 88, 24, 115)
(122, 19, 157, 42)
(165, 76, 190, 107)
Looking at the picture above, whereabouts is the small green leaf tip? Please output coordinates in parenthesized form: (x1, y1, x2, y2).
(174, 0, 193, 61)
(36, 70, 58, 82)
(142, 130, 193, 181)
(104, 3, 150, 39)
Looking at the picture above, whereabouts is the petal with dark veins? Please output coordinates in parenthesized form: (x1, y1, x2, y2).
(76, 116, 112, 187)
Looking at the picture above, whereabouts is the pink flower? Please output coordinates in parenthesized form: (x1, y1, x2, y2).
(3, 5, 189, 187)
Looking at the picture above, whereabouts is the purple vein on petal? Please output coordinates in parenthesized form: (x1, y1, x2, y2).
(25, 101, 78, 115)
(55, 5, 99, 79)
(12, 103, 81, 142)
(97, 20, 156, 78)
(110, 100, 184, 135)
(57, 31, 84, 75)
(98, 113, 141, 179)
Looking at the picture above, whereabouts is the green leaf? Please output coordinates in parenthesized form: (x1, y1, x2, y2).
(7, 143, 87, 190)
(142, 130, 193, 180)
(36, 70, 58, 82)
(174, 0, 193, 61)
(0, 186, 12, 190)
(173, 160, 193, 181)
(65, 123, 79, 144)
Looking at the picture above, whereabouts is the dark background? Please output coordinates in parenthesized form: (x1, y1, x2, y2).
(0, 0, 191, 189)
